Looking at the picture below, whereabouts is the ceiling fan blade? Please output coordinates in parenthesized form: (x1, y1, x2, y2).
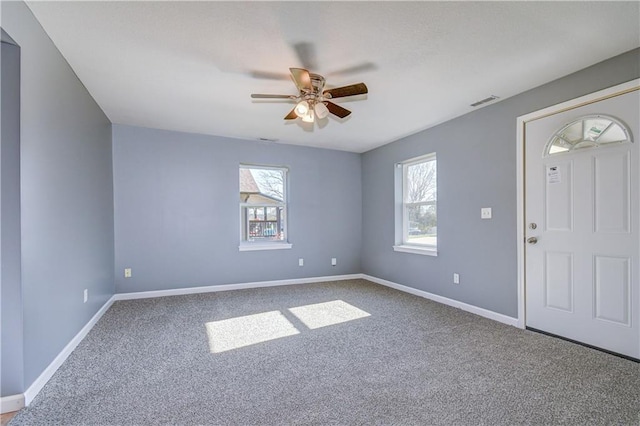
(325, 101, 351, 119)
(292, 42, 317, 71)
(284, 108, 298, 120)
(289, 68, 313, 92)
(251, 94, 295, 99)
(326, 62, 377, 77)
(250, 70, 290, 80)
(324, 83, 368, 99)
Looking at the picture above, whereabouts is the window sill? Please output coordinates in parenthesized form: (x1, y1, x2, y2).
(239, 243, 293, 252)
(393, 245, 438, 257)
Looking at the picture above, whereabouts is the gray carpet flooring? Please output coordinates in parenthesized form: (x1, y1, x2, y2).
(10, 279, 640, 425)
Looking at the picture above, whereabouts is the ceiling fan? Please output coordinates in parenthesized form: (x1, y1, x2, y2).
(251, 68, 368, 123)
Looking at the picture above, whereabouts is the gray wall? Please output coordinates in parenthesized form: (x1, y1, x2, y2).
(1, 31, 24, 397)
(361, 48, 640, 318)
(113, 125, 362, 293)
(1, 2, 114, 391)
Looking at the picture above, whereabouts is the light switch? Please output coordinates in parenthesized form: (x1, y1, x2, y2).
(481, 207, 492, 219)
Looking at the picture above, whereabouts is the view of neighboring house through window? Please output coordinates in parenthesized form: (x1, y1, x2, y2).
(239, 165, 288, 247)
(398, 153, 437, 252)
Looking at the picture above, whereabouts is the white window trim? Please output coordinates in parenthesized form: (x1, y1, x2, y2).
(239, 164, 290, 251)
(239, 242, 293, 252)
(393, 244, 438, 256)
(394, 152, 438, 256)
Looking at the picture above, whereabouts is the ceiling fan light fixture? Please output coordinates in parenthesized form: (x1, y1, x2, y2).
(314, 102, 329, 119)
(294, 100, 309, 117)
(302, 109, 315, 123)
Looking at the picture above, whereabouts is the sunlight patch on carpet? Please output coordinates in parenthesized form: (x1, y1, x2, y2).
(288, 300, 371, 330)
(205, 301, 371, 353)
(205, 311, 299, 353)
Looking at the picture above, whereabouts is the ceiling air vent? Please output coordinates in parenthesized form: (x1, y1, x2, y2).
(470, 95, 499, 107)
(257, 137, 278, 142)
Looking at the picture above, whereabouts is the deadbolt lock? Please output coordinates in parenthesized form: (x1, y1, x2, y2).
(529, 223, 537, 230)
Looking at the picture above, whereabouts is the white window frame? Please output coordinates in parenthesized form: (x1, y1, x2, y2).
(239, 164, 292, 251)
(393, 153, 438, 256)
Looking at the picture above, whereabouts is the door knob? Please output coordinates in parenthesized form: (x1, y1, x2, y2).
(527, 237, 538, 244)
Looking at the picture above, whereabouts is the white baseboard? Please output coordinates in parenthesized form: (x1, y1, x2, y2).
(15, 272, 516, 409)
(362, 274, 519, 327)
(18, 274, 359, 406)
(0, 394, 24, 414)
(114, 274, 363, 301)
(23, 296, 116, 406)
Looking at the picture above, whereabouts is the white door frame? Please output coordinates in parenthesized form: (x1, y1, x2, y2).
(515, 78, 640, 330)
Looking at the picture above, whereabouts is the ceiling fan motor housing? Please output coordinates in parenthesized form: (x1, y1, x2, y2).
(308, 73, 326, 95)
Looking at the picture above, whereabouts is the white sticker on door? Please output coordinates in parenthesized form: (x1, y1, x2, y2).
(547, 166, 561, 184)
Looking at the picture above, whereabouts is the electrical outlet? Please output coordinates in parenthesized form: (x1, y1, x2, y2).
(453, 273, 460, 284)
(299, 258, 304, 267)
(481, 207, 492, 219)
(124, 268, 132, 278)
(83, 289, 88, 303)
(331, 258, 337, 266)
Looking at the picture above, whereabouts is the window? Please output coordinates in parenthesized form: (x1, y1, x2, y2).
(394, 153, 437, 256)
(545, 114, 632, 156)
(239, 165, 291, 251)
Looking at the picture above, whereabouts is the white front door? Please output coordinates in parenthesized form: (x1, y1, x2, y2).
(524, 87, 639, 359)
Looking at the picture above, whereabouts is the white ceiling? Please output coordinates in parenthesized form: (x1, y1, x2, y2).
(26, 1, 640, 153)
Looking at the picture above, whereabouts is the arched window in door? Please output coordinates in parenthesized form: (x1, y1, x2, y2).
(544, 114, 632, 156)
